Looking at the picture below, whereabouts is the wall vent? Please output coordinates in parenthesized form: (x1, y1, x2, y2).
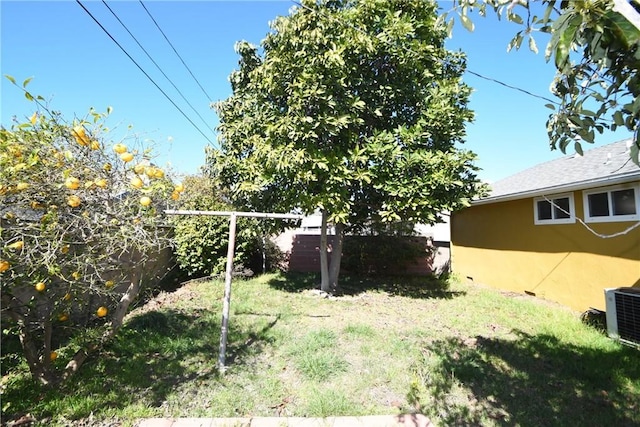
(604, 287, 640, 347)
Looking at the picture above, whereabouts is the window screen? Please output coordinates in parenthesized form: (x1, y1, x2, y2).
(537, 200, 552, 220)
(588, 192, 610, 217)
(612, 189, 637, 216)
(583, 185, 639, 223)
(553, 197, 571, 219)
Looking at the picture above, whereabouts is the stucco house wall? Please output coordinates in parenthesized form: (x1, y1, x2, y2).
(451, 188, 639, 311)
(451, 139, 640, 312)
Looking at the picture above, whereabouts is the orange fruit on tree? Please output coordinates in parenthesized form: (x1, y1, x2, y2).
(11, 147, 23, 158)
(171, 191, 180, 201)
(72, 126, 90, 146)
(140, 196, 152, 207)
(120, 152, 134, 163)
(130, 177, 144, 189)
(95, 178, 108, 188)
(8, 241, 24, 250)
(65, 177, 80, 190)
(50, 351, 58, 362)
(174, 183, 184, 193)
(0, 260, 10, 273)
(105, 280, 115, 288)
(145, 167, 164, 179)
(35, 282, 46, 292)
(90, 140, 101, 150)
(67, 195, 81, 208)
(58, 313, 69, 322)
(133, 163, 147, 174)
(96, 306, 108, 318)
(113, 143, 127, 154)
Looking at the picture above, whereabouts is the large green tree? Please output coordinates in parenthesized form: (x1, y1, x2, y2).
(441, 0, 640, 163)
(210, 0, 485, 292)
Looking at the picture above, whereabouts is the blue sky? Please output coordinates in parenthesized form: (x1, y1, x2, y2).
(1, 1, 631, 183)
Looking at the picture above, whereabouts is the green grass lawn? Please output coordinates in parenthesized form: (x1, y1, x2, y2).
(2, 272, 639, 426)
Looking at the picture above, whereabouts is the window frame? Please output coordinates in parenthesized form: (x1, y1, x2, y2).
(582, 183, 640, 223)
(533, 193, 576, 225)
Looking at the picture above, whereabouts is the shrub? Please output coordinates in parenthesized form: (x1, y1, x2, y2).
(341, 235, 431, 275)
(0, 77, 181, 385)
(171, 174, 284, 277)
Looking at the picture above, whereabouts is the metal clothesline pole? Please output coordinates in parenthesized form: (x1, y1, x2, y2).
(164, 209, 304, 372)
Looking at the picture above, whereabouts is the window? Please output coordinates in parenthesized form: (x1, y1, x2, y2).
(583, 184, 640, 223)
(534, 193, 576, 225)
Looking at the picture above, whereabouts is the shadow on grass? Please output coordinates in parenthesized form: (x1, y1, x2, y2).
(416, 331, 640, 426)
(226, 314, 279, 366)
(268, 272, 464, 300)
(1, 307, 278, 423)
(267, 271, 322, 292)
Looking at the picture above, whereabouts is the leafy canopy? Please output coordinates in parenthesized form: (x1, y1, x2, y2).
(441, 0, 640, 163)
(209, 0, 486, 231)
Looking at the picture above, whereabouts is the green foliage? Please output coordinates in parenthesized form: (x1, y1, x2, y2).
(341, 235, 430, 275)
(170, 175, 231, 276)
(442, 0, 640, 163)
(210, 0, 487, 290)
(170, 175, 283, 277)
(0, 77, 176, 385)
(209, 0, 486, 228)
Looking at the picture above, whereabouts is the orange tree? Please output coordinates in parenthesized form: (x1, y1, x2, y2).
(0, 77, 184, 385)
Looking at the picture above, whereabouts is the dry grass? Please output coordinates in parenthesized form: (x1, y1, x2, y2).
(2, 272, 638, 426)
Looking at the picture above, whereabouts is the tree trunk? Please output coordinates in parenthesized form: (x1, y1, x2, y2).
(20, 328, 55, 386)
(319, 210, 330, 292)
(3, 295, 55, 386)
(63, 273, 142, 381)
(328, 222, 345, 293)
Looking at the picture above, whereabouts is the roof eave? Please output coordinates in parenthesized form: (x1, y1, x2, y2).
(471, 171, 640, 206)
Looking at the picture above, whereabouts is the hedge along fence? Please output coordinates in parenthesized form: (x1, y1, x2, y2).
(286, 234, 437, 276)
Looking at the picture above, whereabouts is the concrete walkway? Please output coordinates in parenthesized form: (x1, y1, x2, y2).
(136, 414, 434, 427)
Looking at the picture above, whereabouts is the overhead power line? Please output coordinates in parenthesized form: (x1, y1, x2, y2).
(290, 0, 559, 106)
(75, 0, 215, 146)
(139, 0, 214, 103)
(100, 0, 216, 136)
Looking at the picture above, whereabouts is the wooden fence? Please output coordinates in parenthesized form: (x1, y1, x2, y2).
(282, 234, 450, 275)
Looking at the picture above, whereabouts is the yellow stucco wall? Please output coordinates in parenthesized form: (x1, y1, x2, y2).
(451, 188, 640, 312)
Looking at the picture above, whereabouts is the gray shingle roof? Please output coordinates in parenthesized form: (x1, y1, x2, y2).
(482, 139, 640, 202)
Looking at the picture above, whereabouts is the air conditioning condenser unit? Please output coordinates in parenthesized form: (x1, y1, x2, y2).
(604, 287, 640, 347)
